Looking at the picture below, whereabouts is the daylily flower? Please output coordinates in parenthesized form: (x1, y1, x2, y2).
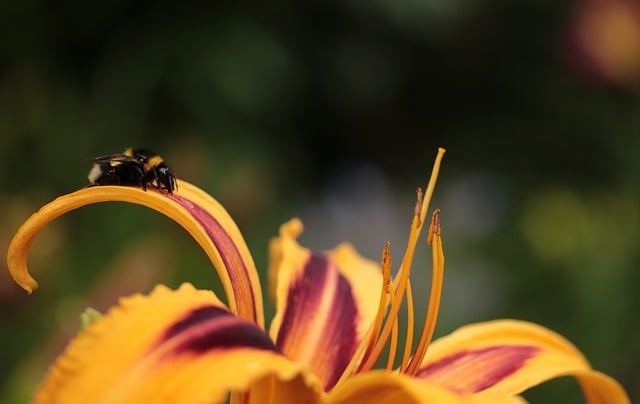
(7, 148, 629, 403)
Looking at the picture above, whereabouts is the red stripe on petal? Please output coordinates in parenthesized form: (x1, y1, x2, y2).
(415, 345, 540, 393)
(275, 253, 359, 391)
(156, 305, 279, 357)
(169, 194, 258, 322)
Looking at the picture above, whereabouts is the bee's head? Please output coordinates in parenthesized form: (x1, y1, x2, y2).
(155, 164, 177, 194)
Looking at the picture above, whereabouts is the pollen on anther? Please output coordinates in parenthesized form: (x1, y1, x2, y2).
(427, 209, 440, 246)
(381, 242, 392, 293)
(414, 188, 424, 227)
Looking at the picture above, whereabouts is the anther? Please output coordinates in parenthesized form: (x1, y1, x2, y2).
(427, 209, 440, 246)
(414, 187, 424, 227)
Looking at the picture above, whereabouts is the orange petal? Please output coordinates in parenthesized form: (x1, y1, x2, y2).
(326, 371, 525, 404)
(6, 182, 263, 325)
(268, 219, 382, 390)
(236, 373, 324, 404)
(414, 320, 629, 403)
(35, 283, 322, 404)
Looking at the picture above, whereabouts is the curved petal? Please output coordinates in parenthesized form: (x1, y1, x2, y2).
(414, 320, 629, 403)
(6, 182, 263, 325)
(35, 283, 322, 404)
(325, 371, 525, 404)
(236, 373, 324, 404)
(268, 219, 382, 391)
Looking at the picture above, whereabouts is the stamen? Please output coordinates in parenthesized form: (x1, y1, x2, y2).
(414, 187, 423, 228)
(361, 242, 393, 365)
(399, 280, 415, 372)
(357, 148, 446, 373)
(427, 208, 437, 246)
(386, 316, 399, 371)
(382, 242, 392, 294)
(358, 225, 416, 372)
(336, 242, 392, 381)
(406, 209, 444, 375)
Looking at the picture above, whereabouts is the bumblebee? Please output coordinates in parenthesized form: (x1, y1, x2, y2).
(87, 147, 177, 194)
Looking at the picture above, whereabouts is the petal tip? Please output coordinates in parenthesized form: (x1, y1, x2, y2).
(13, 270, 38, 294)
(280, 218, 304, 239)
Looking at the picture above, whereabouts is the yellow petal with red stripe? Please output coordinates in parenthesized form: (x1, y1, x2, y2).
(268, 219, 382, 391)
(34, 283, 322, 404)
(414, 319, 629, 403)
(6, 181, 263, 325)
(325, 371, 526, 404)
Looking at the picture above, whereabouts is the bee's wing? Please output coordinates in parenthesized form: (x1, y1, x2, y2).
(91, 153, 143, 165)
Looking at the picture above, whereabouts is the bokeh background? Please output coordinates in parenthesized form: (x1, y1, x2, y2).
(1, 0, 639, 402)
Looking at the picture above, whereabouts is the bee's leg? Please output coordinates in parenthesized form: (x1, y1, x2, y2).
(135, 166, 147, 191)
(152, 168, 161, 189)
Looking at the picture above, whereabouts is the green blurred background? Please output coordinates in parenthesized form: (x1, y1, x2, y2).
(1, 0, 639, 402)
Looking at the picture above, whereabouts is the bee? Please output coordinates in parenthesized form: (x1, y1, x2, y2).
(87, 147, 177, 194)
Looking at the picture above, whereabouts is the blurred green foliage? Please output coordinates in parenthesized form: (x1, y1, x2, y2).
(1, 0, 639, 402)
